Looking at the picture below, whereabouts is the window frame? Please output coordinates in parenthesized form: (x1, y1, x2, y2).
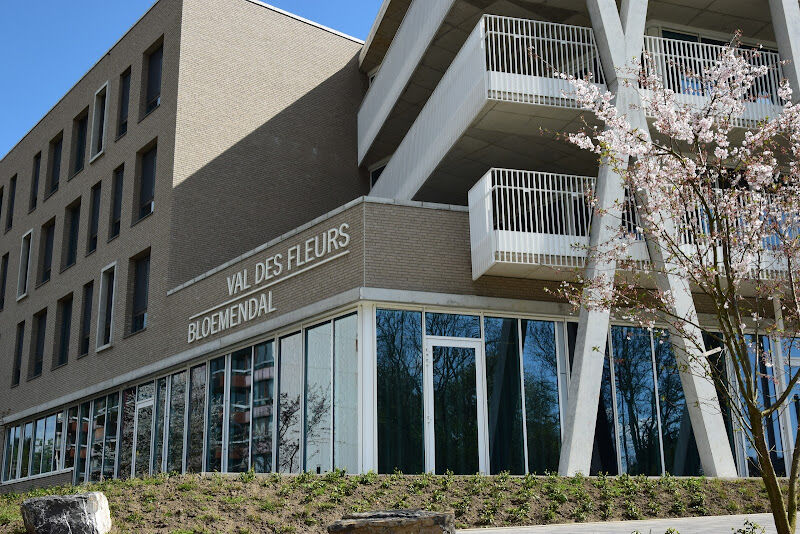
(37, 218, 56, 286)
(79, 280, 94, 357)
(54, 293, 74, 369)
(62, 198, 81, 271)
(70, 110, 89, 178)
(96, 262, 117, 351)
(87, 181, 101, 255)
(130, 251, 150, 335)
(90, 82, 109, 162)
(29, 152, 41, 212)
(17, 229, 33, 300)
(29, 307, 48, 380)
(5, 175, 16, 232)
(142, 41, 163, 118)
(46, 133, 63, 197)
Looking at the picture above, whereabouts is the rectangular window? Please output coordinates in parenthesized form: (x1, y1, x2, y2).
(131, 252, 150, 333)
(53, 412, 64, 472)
(65, 406, 78, 469)
(153, 377, 167, 474)
(17, 230, 32, 298)
(47, 133, 62, 195)
(228, 348, 252, 473)
(117, 387, 135, 478)
(54, 293, 73, 367)
(333, 314, 359, 473)
(97, 264, 115, 348)
(186, 364, 206, 473)
(87, 182, 101, 254)
(74, 402, 90, 484)
(31, 418, 44, 476)
(71, 111, 88, 176)
(38, 219, 55, 284)
(90, 83, 108, 159)
(0, 252, 8, 310)
(12, 321, 24, 386)
(6, 175, 16, 231)
(89, 396, 106, 481)
(166, 371, 186, 473)
(136, 143, 156, 221)
(109, 165, 123, 239)
(20, 422, 32, 478)
(206, 356, 225, 473)
(63, 199, 81, 269)
(144, 43, 163, 115)
(103, 392, 120, 480)
(118, 69, 131, 137)
(305, 322, 333, 474)
(30, 153, 41, 211)
(79, 281, 93, 356)
(277, 332, 303, 473)
(30, 308, 47, 379)
(252, 341, 275, 473)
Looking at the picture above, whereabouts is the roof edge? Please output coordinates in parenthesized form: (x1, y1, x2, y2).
(244, 0, 364, 45)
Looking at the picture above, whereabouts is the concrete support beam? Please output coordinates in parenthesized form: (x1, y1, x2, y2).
(769, 0, 800, 99)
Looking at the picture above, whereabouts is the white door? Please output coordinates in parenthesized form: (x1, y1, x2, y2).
(424, 337, 488, 474)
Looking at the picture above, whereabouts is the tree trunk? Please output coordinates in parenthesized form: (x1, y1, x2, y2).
(751, 406, 793, 533)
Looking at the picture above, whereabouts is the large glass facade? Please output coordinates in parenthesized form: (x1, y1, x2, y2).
(118, 388, 136, 478)
(206, 357, 226, 473)
(31, 418, 44, 476)
(333, 314, 359, 473)
(153, 377, 167, 474)
(278, 333, 303, 473)
(252, 342, 275, 472)
(74, 402, 90, 484)
(167, 371, 187, 473)
(186, 364, 206, 473)
(305, 322, 333, 474)
(89, 397, 107, 481)
(104, 393, 119, 480)
(228, 348, 252, 473)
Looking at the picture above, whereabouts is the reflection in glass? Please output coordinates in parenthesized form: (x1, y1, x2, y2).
(305, 322, 333, 474)
(118, 388, 136, 478)
(252, 342, 275, 473)
(153, 377, 167, 473)
(75, 402, 90, 483)
(484, 317, 524, 474)
(186, 364, 206, 473)
(31, 419, 44, 476)
(9, 426, 20, 480)
(521, 319, 561, 474)
(278, 333, 303, 473)
(228, 348, 252, 473)
(433, 345, 479, 474)
(20, 422, 32, 479)
(138, 382, 155, 402)
(704, 331, 737, 464)
(167, 371, 187, 473)
(104, 393, 119, 480)
(206, 356, 226, 472)
(425, 313, 481, 338)
(590, 351, 618, 475)
(89, 397, 107, 481)
(377, 309, 423, 474)
(1, 430, 9, 481)
(334, 314, 359, 473)
(779, 339, 800, 448)
(134, 405, 153, 477)
(41, 415, 56, 475)
(654, 331, 701, 475)
(65, 407, 78, 470)
(53, 413, 63, 472)
(612, 326, 661, 475)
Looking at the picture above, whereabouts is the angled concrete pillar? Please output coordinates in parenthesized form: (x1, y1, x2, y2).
(769, 0, 800, 99)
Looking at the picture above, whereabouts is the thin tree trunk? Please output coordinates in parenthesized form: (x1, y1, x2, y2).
(751, 405, 793, 533)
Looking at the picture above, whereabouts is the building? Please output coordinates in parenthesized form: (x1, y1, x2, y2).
(1, 0, 799, 490)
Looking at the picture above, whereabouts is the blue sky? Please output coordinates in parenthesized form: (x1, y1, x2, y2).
(0, 1, 381, 158)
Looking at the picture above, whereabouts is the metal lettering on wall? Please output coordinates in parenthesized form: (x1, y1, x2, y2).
(186, 223, 351, 343)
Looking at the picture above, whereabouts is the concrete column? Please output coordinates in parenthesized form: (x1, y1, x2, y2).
(769, 0, 800, 99)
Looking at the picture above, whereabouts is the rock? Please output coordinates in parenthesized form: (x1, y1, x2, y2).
(20, 492, 112, 534)
(328, 509, 455, 533)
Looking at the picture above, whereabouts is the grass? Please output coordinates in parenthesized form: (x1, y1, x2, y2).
(0, 470, 779, 533)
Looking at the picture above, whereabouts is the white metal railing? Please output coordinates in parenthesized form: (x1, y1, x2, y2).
(642, 36, 784, 125)
(483, 15, 606, 107)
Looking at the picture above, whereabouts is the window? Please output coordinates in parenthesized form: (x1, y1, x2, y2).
(17, 230, 32, 298)
(186, 364, 206, 473)
(79, 281, 93, 356)
(109, 165, 123, 239)
(91, 83, 108, 159)
(12, 321, 24, 386)
(118, 69, 131, 137)
(47, 134, 63, 195)
(277, 333, 303, 473)
(87, 182, 101, 254)
(0, 253, 8, 310)
(97, 264, 116, 348)
(136, 143, 156, 221)
(71, 111, 89, 176)
(6, 175, 16, 231)
(38, 219, 55, 284)
(54, 294, 73, 368)
(30, 153, 41, 211)
(143, 42, 163, 115)
(131, 252, 150, 333)
(63, 199, 81, 269)
(30, 308, 47, 379)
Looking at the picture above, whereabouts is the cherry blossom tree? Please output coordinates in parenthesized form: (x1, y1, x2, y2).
(555, 35, 800, 533)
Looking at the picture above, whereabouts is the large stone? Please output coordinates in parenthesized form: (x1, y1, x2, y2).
(328, 509, 455, 533)
(20, 492, 112, 534)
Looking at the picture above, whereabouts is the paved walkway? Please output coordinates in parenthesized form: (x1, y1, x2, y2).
(459, 513, 783, 533)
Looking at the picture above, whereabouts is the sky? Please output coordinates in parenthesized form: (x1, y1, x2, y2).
(0, 0, 382, 158)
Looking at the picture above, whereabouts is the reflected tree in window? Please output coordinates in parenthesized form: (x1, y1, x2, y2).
(278, 333, 303, 473)
(205, 357, 226, 473)
(425, 312, 481, 338)
(433, 345, 478, 474)
(167, 371, 187, 473)
(305, 323, 333, 474)
(252, 342, 275, 473)
(186, 365, 206, 473)
(118, 388, 136, 479)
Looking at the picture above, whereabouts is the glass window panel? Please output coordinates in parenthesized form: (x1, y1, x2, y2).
(20, 422, 32, 478)
(10, 426, 20, 479)
(425, 312, 480, 338)
(228, 348, 252, 473)
(521, 319, 561, 474)
(118, 388, 136, 479)
(206, 357, 226, 472)
(704, 331, 737, 463)
(278, 333, 303, 473)
(31, 418, 45, 476)
(654, 330, 702, 475)
(153, 377, 167, 473)
(612, 326, 662, 475)
(305, 322, 333, 474)
(334, 314, 359, 473)
(75, 402, 90, 484)
(186, 364, 207, 473)
(745, 335, 786, 476)
(590, 349, 618, 475)
(2, 428, 11, 481)
(433, 345, 479, 474)
(138, 382, 155, 402)
(779, 339, 800, 441)
(167, 371, 187, 473)
(65, 407, 78, 470)
(53, 413, 63, 472)
(89, 397, 106, 481)
(252, 342, 275, 473)
(484, 317, 525, 474)
(377, 309, 423, 474)
(134, 404, 153, 477)
(104, 393, 119, 480)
